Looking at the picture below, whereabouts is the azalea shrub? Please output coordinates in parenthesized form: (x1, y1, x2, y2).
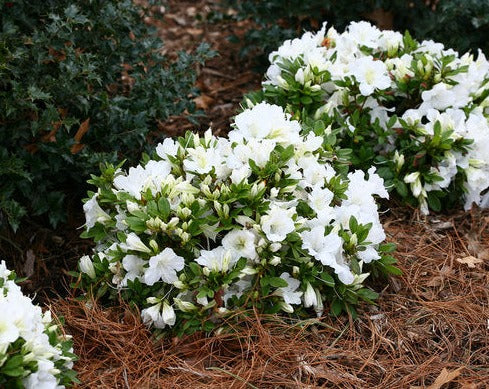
(0, 0, 214, 230)
(77, 103, 398, 335)
(224, 0, 489, 71)
(0, 261, 77, 388)
(253, 21, 489, 213)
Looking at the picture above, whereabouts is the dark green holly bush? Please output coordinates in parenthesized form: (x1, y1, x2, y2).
(0, 0, 215, 230)
(223, 0, 489, 70)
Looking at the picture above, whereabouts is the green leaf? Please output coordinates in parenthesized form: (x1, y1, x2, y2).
(357, 288, 379, 303)
(394, 179, 408, 198)
(320, 272, 335, 287)
(427, 192, 441, 212)
(158, 197, 171, 219)
(269, 276, 288, 288)
(330, 299, 343, 316)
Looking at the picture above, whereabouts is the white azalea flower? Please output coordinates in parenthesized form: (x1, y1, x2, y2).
(79, 255, 96, 279)
(276, 272, 302, 305)
(261, 205, 296, 242)
(196, 246, 237, 272)
(350, 56, 391, 96)
(83, 193, 111, 229)
(156, 137, 180, 160)
(301, 226, 343, 266)
(303, 282, 317, 308)
(121, 255, 146, 286)
(222, 229, 257, 260)
(122, 232, 152, 254)
(143, 248, 184, 285)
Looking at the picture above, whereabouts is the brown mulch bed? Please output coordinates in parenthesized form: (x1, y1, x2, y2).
(54, 207, 489, 388)
(3, 1, 489, 387)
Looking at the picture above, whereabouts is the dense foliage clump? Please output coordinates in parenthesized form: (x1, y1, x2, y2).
(0, 261, 77, 388)
(224, 0, 489, 70)
(0, 0, 214, 230)
(251, 21, 489, 213)
(77, 103, 397, 336)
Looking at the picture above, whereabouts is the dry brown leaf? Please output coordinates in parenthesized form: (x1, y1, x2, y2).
(70, 143, 85, 154)
(23, 249, 36, 279)
(194, 94, 214, 110)
(456, 255, 483, 268)
(73, 118, 90, 142)
(410, 367, 463, 389)
(41, 122, 61, 142)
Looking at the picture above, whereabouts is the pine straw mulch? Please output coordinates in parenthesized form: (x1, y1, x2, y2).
(53, 207, 489, 388)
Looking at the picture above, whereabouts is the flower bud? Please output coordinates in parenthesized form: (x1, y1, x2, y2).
(126, 201, 140, 214)
(204, 128, 213, 146)
(393, 150, 405, 171)
(241, 266, 258, 275)
(314, 289, 324, 317)
(173, 280, 186, 289)
(181, 193, 195, 206)
(350, 233, 358, 246)
(79, 255, 96, 279)
(203, 267, 210, 276)
(269, 256, 281, 266)
(280, 301, 294, 313)
(162, 301, 176, 326)
(295, 68, 305, 84)
(270, 187, 279, 198)
(178, 207, 192, 220)
(149, 239, 158, 252)
(201, 184, 212, 197)
(404, 171, 419, 183)
(222, 204, 230, 219)
(269, 243, 281, 252)
(217, 307, 230, 315)
(214, 200, 222, 214)
(125, 233, 152, 253)
(181, 232, 190, 244)
(167, 217, 179, 229)
(277, 75, 289, 89)
(303, 282, 316, 308)
(292, 266, 300, 276)
(173, 298, 197, 312)
(469, 158, 486, 168)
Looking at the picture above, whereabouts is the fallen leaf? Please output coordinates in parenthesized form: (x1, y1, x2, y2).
(23, 250, 36, 278)
(70, 143, 85, 154)
(194, 94, 214, 110)
(410, 367, 463, 389)
(41, 122, 61, 142)
(74, 118, 90, 142)
(456, 255, 483, 268)
(429, 367, 463, 389)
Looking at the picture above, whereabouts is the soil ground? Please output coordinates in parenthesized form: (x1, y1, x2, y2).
(2, 1, 489, 387)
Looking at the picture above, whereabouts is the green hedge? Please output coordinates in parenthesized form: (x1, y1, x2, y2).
(224, 0, 489, 69)
(0, 0, 214, 230)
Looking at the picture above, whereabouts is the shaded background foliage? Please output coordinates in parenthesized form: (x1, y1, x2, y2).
(0, 0, 214, 230)
(224, 0, 489, 70)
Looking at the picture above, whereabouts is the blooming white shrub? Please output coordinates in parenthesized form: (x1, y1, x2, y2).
(0, 261, 77, 388)
(260, 21, 489, 213)
(79, 103, 398, 335)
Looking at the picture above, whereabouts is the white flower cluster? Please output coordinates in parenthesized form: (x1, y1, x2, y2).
(81, 103, 390, 332)
(265, 21, 489, 213)
(0, 261, 76, 388)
